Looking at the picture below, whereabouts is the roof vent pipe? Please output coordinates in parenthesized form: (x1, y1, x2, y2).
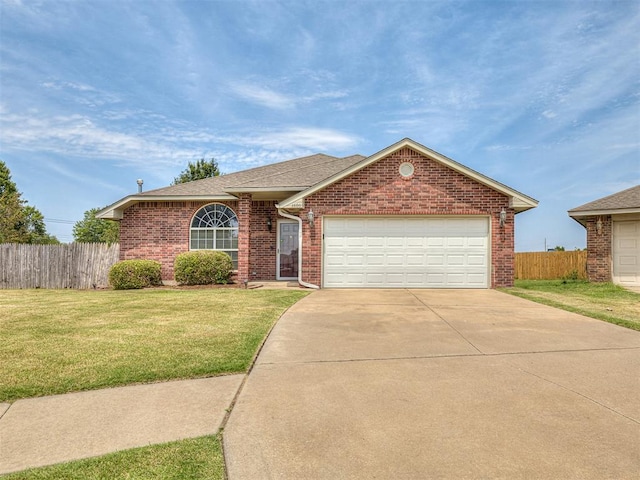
(136, 179, 143, 193)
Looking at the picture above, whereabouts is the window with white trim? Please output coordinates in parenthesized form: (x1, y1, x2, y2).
(190, 204, 238, 269)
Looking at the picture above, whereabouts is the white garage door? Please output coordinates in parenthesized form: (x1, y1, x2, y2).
(613, 220, 640, 286)
(323, 217, 489, 288)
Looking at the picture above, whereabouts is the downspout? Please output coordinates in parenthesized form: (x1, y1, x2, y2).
(276, 206, 320, 289)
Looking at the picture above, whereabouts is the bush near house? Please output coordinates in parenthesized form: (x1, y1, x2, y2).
(108, 260, 162, 290)
(174, 251, 233, 285)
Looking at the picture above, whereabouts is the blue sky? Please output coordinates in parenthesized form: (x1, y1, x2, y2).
(1, 0, 638, 249)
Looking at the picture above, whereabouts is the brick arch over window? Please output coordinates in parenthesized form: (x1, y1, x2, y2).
(190, 203, 239, 268)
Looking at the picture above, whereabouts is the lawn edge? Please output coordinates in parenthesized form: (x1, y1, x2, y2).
(501, 288, 639, 331)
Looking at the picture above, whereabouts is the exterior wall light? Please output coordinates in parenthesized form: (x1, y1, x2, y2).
(499, 208, 507, 228)
(307, 209, 315, 226)
(596, 217, 603, 235)
(266, 217, 272, 231)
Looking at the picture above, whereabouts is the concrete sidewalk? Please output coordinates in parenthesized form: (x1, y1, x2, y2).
(0, 375, 243, 475)
(224, 289, 640, 479)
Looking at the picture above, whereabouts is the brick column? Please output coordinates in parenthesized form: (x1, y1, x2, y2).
(491, 208, 515, 288)
(586, 215, 612, 282)
(237, 194, 252, 283)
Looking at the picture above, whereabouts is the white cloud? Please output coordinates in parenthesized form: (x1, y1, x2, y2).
(240, 127, 360, 151)
(230, 83, 295, 110)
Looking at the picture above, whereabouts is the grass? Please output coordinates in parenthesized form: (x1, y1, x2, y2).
(0, 288, 308, 402)
(502, 280, 640, 331)
(1, 435, 224, 480)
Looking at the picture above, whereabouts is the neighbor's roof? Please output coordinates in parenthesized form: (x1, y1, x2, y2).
(568, 185, 640, 219)
(97, 138, 539, 220)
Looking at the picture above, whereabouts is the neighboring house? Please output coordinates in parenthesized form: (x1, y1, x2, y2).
(97, 138, 538, 288)
(568, 185, 640, 287)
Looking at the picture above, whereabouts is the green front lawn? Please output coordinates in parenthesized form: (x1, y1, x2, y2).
(0, 287, 307, 478)
(2, 435, 224, 480)
(502, 280, 640, 331)
(0, 288, 308, 402)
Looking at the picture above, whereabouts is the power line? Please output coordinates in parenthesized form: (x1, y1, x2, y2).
(45, 218, 76, 224)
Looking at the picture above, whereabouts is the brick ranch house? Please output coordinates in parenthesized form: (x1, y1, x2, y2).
(98, 138, 538, 289)
(568, 185, 640, 287)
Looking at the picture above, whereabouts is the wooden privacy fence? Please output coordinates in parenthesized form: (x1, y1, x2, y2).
(0, 243, 120, 289)
(515, 251, 587, 280)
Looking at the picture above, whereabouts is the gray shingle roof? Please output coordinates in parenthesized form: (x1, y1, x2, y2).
(141, 153, 366, 196)
(569, 185, 640, 214)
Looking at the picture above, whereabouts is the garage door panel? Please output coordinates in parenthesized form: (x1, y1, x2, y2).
(613, 220, 640, 286)
(468, 237, 487, 247)
(406, 237, 426, 247)
(387, 254, 405, 266)
(468, 254, 487, 266)
(427, 237, 445, 247)
(406, 254, 426, 266)
(324, 217, 489, 288)
(365, 254, 385, 266)
(346, 237, 365, 248)
(325, 253, 345, 266)
(619, 256, 637, 266)
(346, 254, 365, 266)
(446, 254, 465, 266)
(619, 239, 637, 249)
(366, 237, 385, 248)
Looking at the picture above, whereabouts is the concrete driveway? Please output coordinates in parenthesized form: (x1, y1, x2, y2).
(224, 289, 640, 479)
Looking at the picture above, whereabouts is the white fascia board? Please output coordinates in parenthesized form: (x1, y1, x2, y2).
(568, 207, 640, 218)
(96, 194, 237, 219)
(279, 138, 539, 210)
(510, 197, 539, 213)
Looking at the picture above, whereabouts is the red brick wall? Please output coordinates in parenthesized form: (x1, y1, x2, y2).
(585, 216, 612, 282)
(300, 147, 514, 287)
(249, 201, 278, 280)
(119, 200, 238, 280)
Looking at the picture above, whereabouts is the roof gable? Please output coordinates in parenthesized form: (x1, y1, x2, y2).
(277, 138, 538, 212)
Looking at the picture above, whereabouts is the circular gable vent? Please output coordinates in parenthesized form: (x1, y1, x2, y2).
(399, 162, 415, 178)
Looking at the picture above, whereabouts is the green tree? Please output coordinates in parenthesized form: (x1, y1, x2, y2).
(73, 207, 120, 243)
(0, 160, 59, 244)
(0, 160, 25, 242)
(23, 206, 59, 244)
(172, 158, 220, 185)
(554, 246, 565, 251)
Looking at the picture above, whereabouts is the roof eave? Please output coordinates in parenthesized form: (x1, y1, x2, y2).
(511, 197, 539, 213)
(96, 194, 238, 220)
(279, 137, 539, 211)
(568, 207, 640, 219)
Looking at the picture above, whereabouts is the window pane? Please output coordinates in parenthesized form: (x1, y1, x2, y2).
(190, 204, 238, 267)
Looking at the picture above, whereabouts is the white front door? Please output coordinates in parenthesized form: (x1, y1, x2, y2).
(277, 221, 299, 280)
(323, 216, 489, 288)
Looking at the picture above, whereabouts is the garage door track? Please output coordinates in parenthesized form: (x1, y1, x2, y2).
(224, 289, 640, 479)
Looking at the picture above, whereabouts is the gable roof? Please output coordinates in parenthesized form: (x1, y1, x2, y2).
(277, 138, 538, 212)
(97, 137, 538, 219)
(568, 185, 640, 221)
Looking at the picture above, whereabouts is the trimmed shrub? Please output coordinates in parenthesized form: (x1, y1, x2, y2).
(108, 259, 162, 290)
(174, 251, 233, 285)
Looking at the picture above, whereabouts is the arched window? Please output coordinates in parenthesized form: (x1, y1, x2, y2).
(190, 204, 238, 269)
